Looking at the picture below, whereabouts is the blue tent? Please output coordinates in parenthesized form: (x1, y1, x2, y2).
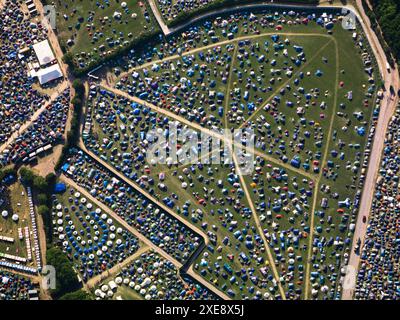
(54, 183, 67, 193)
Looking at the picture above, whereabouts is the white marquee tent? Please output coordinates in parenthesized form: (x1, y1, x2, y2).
(36, 64, 63, 85)
(32, 40, 55, 66)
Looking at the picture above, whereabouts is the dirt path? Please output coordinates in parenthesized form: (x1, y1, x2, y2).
(78, 144, 209, 246)
(147, 0, 170, 35)
(146, 2, 400, 300)
(114, 32, 334, 85)
(32, 0, 70, 80)
(231, 148, 287, 299)
(238, 38, 336, 130)
(304, 36, 340, 299)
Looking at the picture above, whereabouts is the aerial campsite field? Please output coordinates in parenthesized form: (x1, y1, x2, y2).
(78, 8, 380, 300)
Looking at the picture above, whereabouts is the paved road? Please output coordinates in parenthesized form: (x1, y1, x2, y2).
(341, 0, 399, 300)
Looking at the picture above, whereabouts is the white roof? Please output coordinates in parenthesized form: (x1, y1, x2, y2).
(33, 40, 55, 65)
(36, 64, 63, 85)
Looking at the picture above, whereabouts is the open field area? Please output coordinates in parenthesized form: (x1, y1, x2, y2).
(0, 180, 37, 268)
(53, 0, 160, 70)
(0, 181, 33, 261)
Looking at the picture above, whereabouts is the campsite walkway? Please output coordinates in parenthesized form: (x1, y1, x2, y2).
(85, 246, 150, 290)
(100, 82, 317, 182)
(147, 0, 171, 35)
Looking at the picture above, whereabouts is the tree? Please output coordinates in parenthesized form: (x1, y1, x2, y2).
(60, 290, 93, 300)
(33, 176, 48, 192)
(46, 247, 81, 299)
(37, 205, 50, 217)
(19, 167, 35, 185)
(45, 173, 57, 188)
(37, 194, 48, 205)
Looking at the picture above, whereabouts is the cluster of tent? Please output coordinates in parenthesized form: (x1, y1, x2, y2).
(51, 185, 141, 283)
(0, 270, 37, 300)
(117, 44, 233, 130)
(0, 89, 70, 166)
(95, 251, 216, 300)
(355, 107, 400, 300)
(81, 8, 384, 300)
(84, 87, 293, 299)
(0, 0, 48, 144)
(157, 0, 215, 22)
(27, 187, 41, 271)
(60, 0, 152, 69)
(62, 149, 201, 264)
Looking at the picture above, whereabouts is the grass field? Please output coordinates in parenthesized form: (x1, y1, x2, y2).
(84, 88, 317, 299)
(54, 0, 160, 69)
(0, 182, 35, 264)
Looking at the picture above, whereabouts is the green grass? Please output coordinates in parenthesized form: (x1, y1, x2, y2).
(243, 159, 314, 299)
(93, 250, 216, 300)
(0, 183, 33, 263)
(55, 0, 159, 69)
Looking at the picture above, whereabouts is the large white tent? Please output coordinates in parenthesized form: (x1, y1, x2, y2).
(36, 64, 63, 85)
(32, 40, 55, 66)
